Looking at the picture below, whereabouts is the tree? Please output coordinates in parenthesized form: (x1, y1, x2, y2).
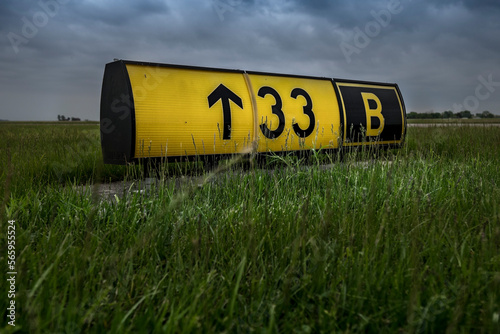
(479, 110, 494, 118)
(407, 111, 418, 119)
(457, 110, 472, 119)
(442, 110, 455, 119)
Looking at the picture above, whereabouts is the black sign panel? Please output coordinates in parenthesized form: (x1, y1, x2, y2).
(335, 82, 405, 145)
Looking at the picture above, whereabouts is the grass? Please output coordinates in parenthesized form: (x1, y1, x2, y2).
(0, 122, 130, 196)
(407, 118, 500, 124)
(1, 122, 499, 333)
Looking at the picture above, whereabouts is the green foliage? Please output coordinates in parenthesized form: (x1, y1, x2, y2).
(0, 123, 131, 197)
(407, 110, 499, 119)
(477, 110, 495, 118)
(1, 122, 499, 333)
(408, 111, 443, 119)
(456, 110, 472, 119)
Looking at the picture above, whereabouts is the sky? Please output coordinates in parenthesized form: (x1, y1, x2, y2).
(1, 0, 499, 121)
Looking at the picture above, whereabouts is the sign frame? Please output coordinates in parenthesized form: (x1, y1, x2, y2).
(100, 60, 406, 165)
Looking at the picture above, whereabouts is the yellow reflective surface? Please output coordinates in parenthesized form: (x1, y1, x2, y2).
(248, 74, 342, 152)
(126, 63, 403, 160)
(127, 65, 255, 158)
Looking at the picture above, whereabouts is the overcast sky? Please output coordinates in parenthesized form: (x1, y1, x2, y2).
(1, 0, 499, 121)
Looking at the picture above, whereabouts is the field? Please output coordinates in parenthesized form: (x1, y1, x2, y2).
(1, 122, 499, 333)
(407, 118, 500, 124)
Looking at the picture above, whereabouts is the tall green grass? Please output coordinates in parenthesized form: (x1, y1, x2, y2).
(1, 123, 499, 333)
(0, 123, 129, 196)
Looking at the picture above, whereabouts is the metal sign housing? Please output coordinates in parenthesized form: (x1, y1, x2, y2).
(100, 60, 406, 164)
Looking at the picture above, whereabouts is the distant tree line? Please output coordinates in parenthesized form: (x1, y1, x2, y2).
(57, 115, 81, 121)
(407, 110, 496, 119)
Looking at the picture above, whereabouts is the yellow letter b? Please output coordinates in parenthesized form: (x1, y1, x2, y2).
(361, 92, 384, 137)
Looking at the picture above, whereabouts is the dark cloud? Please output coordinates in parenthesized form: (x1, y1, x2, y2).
(70, 0, 169, 27)
(429, 0, 500, 10)
(0, 0, 499, 121)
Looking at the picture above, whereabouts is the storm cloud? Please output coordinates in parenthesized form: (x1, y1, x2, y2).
(1, 0, 499, 120)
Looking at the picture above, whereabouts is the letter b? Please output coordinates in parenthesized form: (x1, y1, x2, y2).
(361, 92, 385, 137)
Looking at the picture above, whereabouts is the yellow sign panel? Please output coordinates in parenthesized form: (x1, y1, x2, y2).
(248, 74, 341, 152)
(126, 65, 342, 159)
(127, 64, 255, 158)
(100, 60, 406, 164)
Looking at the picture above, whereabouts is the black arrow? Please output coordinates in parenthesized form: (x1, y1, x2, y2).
(208, 84, 243, 140)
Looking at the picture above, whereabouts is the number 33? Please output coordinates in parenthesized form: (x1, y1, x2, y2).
(258, 87, 315, 139)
